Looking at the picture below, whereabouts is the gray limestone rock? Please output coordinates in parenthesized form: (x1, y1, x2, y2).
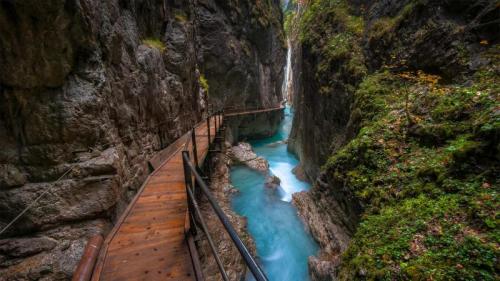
(265, 174, 281, 189)
(229, 142, 269, 173)
(0, 1, 285, 279)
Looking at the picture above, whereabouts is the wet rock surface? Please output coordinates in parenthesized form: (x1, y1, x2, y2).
(225, 109, 285, 144)
(264, 174, 281, 189)
(228, 142, 269, 173)
(292, 182, 358, 281)
(197, 152, 256, 281)
(0, 1, 284, 279)
(292, 163, 308, 183)
(0, 220, 109, 281)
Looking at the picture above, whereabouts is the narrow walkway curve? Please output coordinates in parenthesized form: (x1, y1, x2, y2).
(80, 106, 285, 281)
(91, 115, 221, 281)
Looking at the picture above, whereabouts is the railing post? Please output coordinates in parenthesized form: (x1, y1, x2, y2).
(191, 128, 199, 171)
(206, 116, 211, 176)
(185, 179, 230, 281)
(206, 116, 211, 143)
(219, 111, 222, 129)
(182, 151, 197, 235)
(215, 110, 219, 133)
(220, 110, 225, 153)
(216, 111, 219, 132)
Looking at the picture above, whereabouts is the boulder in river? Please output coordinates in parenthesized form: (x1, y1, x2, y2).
(265, 175, 281, 189)
(229, 143, 269, 173)
(292, 163, 309, 182)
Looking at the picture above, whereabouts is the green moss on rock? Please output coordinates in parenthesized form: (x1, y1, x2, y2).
(323, 69, 499, 280)
(293, 1, 499, 278)
(142, 38, 166, 52)
(299, 0, 367, 95)
(199, 74, 209, 95)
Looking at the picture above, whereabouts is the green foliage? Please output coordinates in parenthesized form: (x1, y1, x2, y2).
(284, 10, 296, 36)
(199, 75, 209, 95)
(368, 2, 420, 40)
(298, 0, 499, 279)
(142, 38, 166, 52)
(299, 0, 367, 95)
(325, 33, 352, 59)
(322, 69, 499, 280)
(340, 195, 498, 280)
(300, 0, 364, 43)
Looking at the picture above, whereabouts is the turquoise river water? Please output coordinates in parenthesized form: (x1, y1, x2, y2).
(230, 107, 319, 281)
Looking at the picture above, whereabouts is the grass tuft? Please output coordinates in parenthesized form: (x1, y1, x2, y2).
(142, 38, 166, 52)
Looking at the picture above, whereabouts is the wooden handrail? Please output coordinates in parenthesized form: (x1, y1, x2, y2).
(72, 235, 104, 281)
(224, 105, 285, 117)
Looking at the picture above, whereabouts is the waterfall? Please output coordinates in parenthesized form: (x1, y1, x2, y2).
(282, 39, 293, 105)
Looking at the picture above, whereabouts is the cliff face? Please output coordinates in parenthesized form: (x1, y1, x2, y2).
(196, 0, 286, 108)
(287, 0, 365, 181)
(0, 1, 284, 280)
(225, 110, 285, 144)
(288, 0, 499, 280)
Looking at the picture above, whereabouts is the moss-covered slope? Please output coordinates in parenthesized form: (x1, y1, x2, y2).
(332, 68, 499, 280)
(290, 0, 499, 280)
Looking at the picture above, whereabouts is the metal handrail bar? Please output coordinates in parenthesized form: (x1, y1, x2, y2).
(182, 152, 269, 281)
(183, 151, 229, 281)
(214, 110, 218, 132)
(187, 186, 230, 281)
(191, 128, 199, 170)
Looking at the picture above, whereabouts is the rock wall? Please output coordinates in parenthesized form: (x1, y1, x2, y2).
(196, 0, 286, 109)
(225, 110, 284, 144)
(289, 0, 499, 180)
(0, 0, 285, 280)
(287, 0, 499, 280)
(287, 0, 365, 181)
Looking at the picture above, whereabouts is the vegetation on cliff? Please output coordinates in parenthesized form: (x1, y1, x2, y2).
(296, 0, 499, 279)
(300, 0, 366, 94)
(329, 68, 498, 280)
(199, 74, 210, 95)
(142, 38, 166, 52)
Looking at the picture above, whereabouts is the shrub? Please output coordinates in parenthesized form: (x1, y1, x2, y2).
(142, 38, 166, 52)
(199, 75, 209, 95)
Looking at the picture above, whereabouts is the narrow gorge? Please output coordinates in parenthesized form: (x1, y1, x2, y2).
(0, 0, 498, 281)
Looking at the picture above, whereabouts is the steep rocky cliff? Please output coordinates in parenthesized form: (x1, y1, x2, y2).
(288, 0, 499, 280)
(288, 0, 366, 181)
(0, 1, 284, 280)
(196, 0, 286, 108)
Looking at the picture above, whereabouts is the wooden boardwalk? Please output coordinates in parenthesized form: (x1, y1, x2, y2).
(82, 106, 286, 281)
(224, 106, 285, 117)
(91, 115, 221, 281)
